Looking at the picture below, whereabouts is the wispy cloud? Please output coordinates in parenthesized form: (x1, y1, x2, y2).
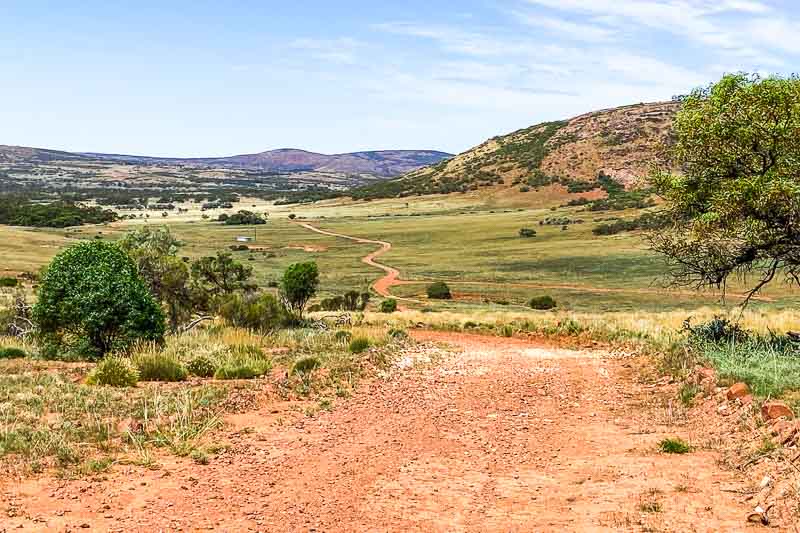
(289, 37, 364, 65)
(511, 12, 616, 42)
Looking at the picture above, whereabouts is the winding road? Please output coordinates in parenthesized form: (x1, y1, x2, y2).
(294, 221, 773, 303)
(295, 222, 404, 299)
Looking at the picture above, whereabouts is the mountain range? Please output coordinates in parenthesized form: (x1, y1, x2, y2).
(0, 146, 453, 178)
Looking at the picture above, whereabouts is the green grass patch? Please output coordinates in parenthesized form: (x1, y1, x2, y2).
(658, 437, 691, 454)
(698, 339, 800, 397)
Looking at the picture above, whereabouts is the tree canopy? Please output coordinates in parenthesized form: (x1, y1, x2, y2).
(280, 261, 319, 319)
(649, 73, 800, 302)
(32, 241, 165, 357)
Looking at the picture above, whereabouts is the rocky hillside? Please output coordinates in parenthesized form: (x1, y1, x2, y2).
(353, 101, 678, 198)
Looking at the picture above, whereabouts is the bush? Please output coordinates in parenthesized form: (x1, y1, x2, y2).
(0, 346, 27, 359)
(320, 291, 369, 311)
(426, 281, 452, 300)
(214, 346, 272, 380)
(658, 437, 691, 454)
(214, 358, 272, 380)
(0, 277, 18, 288)
(134, 353, 188, 382)
(388, 328, 408, 340)
(218, 292, 287, 331)
(32, 241, 165, 357)
(529, 295, 557, 310)
(86, 357, 139, 387)
(380, 299, 398, 313)
(187, 356, 217, 378)
(291, 356, 321, 376)
(348, 337, 371, 353)
(684, 316, 747, 343)
(334, 330, 352, 342)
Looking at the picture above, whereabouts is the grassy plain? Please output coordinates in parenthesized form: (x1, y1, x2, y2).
(3, 193, 800, 314)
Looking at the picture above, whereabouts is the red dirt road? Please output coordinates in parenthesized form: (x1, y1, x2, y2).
(295, 222, 402, 299)
(2, 331, 751, 532)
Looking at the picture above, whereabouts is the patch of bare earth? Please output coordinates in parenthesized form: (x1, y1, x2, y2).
(1, 331, 754, 531)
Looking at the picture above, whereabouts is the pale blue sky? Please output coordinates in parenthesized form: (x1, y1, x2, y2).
(1, 1, 797, 156)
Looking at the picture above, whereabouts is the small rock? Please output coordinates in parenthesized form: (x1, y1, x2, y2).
(726, 382, 749, 401)
(762, 401, 795, 421)
(696, 366, 716, 383)
(738, 394, 754, 406)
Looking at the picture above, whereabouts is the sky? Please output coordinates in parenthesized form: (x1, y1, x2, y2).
(2, 0, 798, 156)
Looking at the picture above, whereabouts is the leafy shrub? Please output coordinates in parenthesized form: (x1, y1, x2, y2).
(0, 346, 27, 359)
(86, 357, 139, 387)
(0, 277, 18, 288)
(529, 295, 557, 310)
(291, 356, 321, 376)
(348, 337, 371, 353)
(134, 353, 188, 382)
(518, 228, 537, 238)
(32, 241, 165, 358)
(187, 356, 217, 378)
(500, 325, 515, 337)
(218, 292, 287, 331)
(380, 299, 398, 313)
(334, 330, 352, 342)
(658, 437, 691, 454)
(426, 282, 452, 300)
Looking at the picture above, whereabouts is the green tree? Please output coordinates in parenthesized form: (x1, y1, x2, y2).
(190, 252, 254, 302)
(218, 292, 287, 331)
(120, 226, 194, 331)
(426, 281, 452, 300)
(649, 73, 800, 302)
(32, 241, 165, 357)
(280, 262, 319, 319)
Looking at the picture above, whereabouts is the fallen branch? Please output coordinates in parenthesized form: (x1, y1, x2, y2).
(181, 316, 214, 333)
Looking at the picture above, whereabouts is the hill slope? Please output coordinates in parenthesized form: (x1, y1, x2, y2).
(353, 101, 678, 198)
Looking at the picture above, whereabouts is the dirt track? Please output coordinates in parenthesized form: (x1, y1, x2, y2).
(2, 332, 750, 532)
(294, 221, 771, 303)
(295, 222, 401, 299)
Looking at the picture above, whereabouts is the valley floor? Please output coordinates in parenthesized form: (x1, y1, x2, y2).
(1, 331, 753, 532)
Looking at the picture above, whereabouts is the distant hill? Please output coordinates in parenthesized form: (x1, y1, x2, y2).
(352, 101, 678, 198)
(0, 145, 90, 164)
(0, 145, 451, 178)
(79, 148, 453, 177)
